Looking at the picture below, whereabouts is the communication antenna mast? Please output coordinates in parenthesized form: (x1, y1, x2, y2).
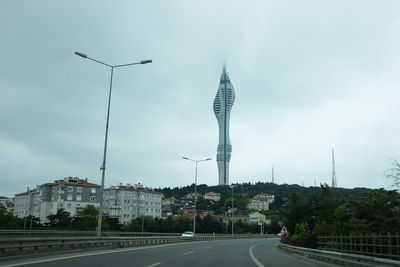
(332, 148, 337, 187)
(272, 166, 275, 183)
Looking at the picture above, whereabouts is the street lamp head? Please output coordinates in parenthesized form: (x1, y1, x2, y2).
(75, 51, 87, 58)
(206, 158, 212, 161)
(140, 59, 152, 64)
(182, 157, 189, 160)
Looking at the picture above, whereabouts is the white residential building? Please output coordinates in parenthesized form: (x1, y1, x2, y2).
(13, 189, 40, 218)
(162, 197, 177, 206)
(103, 184, 162, 224)
(249, 212, 270, 224)
(204, 192, 221, 202)
(247, 193, 275, 211)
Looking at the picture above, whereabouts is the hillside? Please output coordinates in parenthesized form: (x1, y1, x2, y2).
(156, 182, 375, 211)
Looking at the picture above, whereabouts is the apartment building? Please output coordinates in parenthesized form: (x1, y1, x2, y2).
(204, 192, 221, 202)
(39, 177, 101, 222)
(14, 177, 101, 223)
(103, 184, 162, 224)
(13, 189, 40, 218)
(247, 193, 275, 211)
(162, 197, 177, 206)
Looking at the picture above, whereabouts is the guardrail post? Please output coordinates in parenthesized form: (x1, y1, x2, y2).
(372, 233, 376, 256)
(360, 233, 363, 254)
(397, 233, 399, 259)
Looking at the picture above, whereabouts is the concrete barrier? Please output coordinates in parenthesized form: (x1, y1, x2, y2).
(0, 234, 275, 258)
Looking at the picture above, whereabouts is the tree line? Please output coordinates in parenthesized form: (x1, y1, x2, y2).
(0, 205, 280, 234)
(282, 184, 400, 248)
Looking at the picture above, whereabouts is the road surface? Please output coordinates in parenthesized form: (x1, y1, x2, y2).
(0, 238, 333, 267)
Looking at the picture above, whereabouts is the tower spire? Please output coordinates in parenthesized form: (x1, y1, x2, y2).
(332, 148, 337, 187)
(213, 65, 235, 185)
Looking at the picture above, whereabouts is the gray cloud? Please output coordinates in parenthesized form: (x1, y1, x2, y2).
(1, 0, 400, 197)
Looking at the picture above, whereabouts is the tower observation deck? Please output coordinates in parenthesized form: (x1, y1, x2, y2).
(213, 66, 235, 185)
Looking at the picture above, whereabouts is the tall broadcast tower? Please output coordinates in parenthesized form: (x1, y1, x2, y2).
(213, 66, 235, 185)
(272, 166, 275, 183)
(332, 148, 337, 187)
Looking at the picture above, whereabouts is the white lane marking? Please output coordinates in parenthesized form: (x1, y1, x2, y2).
(0, 242, 193, 267)
(182, 250, 194, 256)
(204, 246, 212, 249)
(147, 263, 161, 267)
(249, 243, 265, 267)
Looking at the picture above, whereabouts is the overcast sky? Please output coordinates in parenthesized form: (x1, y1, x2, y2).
(1, 1, 400, 197)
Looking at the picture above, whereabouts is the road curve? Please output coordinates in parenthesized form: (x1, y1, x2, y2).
(0, 238, 327, 267)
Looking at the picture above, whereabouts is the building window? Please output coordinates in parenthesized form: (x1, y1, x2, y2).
(68, 186, 73, 192)
(76, 195, 82, 201)
(67, 194, 73, 201)
(77, 187, 82, 193)
(91, 188, 96, 194)
(67, 203, 72, 209)
(90, 196, 95, 202)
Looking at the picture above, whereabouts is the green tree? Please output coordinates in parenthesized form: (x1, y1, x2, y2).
(331, 205, 352, 235)
(291, 222, 312, 247)
(72, 205, 99, 230)
(348, 189, 400, 233)
(309, 184, 339, 224)
(46, 209, 72, 228)
(0, 210, 23, 228)
(172, 215, 192, 233)
(196, 215, 225, 233)
(195, 197, 213, 211)
(283, 192, 306, 234)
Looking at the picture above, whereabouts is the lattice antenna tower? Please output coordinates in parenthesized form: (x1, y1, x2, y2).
(332, 148, 337, 187)
(272, 166, 275, 183)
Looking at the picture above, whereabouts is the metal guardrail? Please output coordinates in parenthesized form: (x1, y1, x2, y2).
(318, 233, 400, 260)
(279, 243, 400, 267)
(0, 230, 275, 238)
(0, 230, 180, 237)
(0, 232, 275, 258)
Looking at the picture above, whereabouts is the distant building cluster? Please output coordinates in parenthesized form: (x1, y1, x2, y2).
(161, 191, 274, 225)
(3, 178, 276, 228)
(7, 177, 162, 225)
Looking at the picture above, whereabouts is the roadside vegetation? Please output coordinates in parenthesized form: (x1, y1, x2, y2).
(282, 185, 400, 248)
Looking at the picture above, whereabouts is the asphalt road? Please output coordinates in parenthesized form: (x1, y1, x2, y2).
(0, 238, 333, 267)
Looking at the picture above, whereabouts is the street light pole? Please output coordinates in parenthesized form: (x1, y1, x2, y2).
(231, 184, 234, 235)
(75, 51, 152, 237)
(182, 157, 212, 234)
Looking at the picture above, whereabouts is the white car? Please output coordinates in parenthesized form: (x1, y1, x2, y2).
(181, 231, 194, 237)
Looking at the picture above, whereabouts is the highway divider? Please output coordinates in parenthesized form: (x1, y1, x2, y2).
(0, 233, 276, 258)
